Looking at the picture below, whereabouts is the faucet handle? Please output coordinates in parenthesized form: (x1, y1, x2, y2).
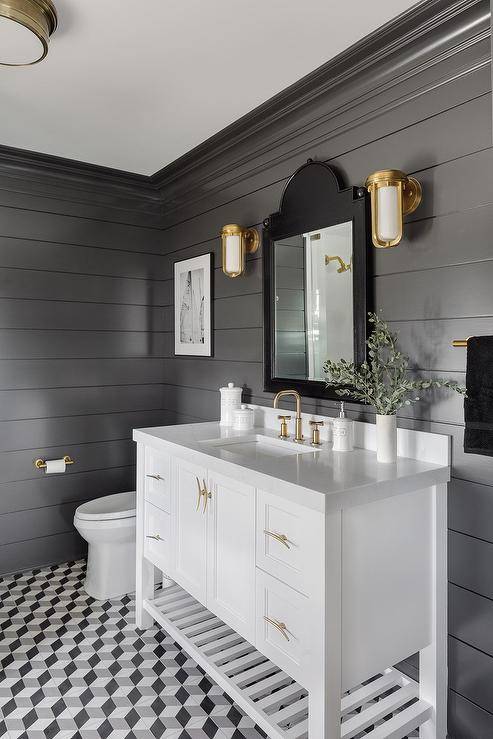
(309, 419, 324, 446)
(277, 415, 291, 439)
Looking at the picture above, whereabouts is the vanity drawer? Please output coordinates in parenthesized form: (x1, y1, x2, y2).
(144, 448, 170, 512)
(255, 569, 311, 689)
(256, 489, 321, 596)
(144, 502, 171, 572)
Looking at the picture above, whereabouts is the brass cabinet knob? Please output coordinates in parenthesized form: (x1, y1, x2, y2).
(277, 415, 292, 439)
(309, 420, 324, 446)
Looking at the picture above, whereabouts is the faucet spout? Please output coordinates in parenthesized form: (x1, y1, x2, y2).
(273, 390, 304, 443)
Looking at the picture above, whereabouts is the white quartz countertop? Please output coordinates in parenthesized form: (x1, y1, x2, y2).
(133, 421, 450, 511)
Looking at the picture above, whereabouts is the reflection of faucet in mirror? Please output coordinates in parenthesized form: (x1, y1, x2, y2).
(273, 389, 304, 443)
(325, 254, 352, 273)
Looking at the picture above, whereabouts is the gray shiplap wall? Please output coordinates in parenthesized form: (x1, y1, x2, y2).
(154, 1, 493, 735)
(0, 158, 170, 574)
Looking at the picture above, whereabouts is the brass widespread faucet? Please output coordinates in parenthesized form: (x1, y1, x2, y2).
(273, 390, 304, 443)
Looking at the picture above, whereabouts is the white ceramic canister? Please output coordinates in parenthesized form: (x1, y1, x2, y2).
(219, 382, 242, 427)
(233, 405, 254, 432)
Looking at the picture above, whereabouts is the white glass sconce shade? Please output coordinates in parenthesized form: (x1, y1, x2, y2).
(376, 185, 401, 242)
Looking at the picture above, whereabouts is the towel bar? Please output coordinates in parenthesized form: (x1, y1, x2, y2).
(34, 455, 75, 470)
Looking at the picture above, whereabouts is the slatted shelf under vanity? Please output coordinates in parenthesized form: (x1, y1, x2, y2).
(143, 583, 432, 739)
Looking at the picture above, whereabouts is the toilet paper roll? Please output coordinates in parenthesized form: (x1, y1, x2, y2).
(45, 458, 66, 474)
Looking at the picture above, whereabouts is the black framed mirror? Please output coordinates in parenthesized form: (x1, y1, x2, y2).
(263, 160, 371, 401)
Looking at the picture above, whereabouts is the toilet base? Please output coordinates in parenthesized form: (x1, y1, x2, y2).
(85, 540, 136, 601)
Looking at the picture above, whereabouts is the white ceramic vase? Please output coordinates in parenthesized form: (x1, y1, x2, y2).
(376, 414, 397, 463)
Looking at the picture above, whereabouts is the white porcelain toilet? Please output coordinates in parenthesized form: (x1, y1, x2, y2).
(74, 491, 136, 600)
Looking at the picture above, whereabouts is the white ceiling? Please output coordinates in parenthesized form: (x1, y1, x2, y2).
(0, 0, 417, 175)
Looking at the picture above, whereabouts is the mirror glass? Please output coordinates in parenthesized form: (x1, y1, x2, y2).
(273, 222, 353, 381)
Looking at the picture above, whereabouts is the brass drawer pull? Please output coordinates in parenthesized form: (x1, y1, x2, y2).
(196, 476, 207, 511)
(264, 530, 290, 549)
(203, 486, 212, 514)
(264, 616, 290, 641)
(146, 534, 162, 541)
(146, 473, 164, 481)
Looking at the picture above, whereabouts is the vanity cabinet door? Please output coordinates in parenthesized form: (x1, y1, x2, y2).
(171, 458, 208, 605)
(206, 471, 255, 643)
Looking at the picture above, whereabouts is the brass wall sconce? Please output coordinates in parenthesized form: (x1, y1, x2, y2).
(365, 169, 422, 248)
(325, 254, 352, 273)
(220, 224, 260, 278)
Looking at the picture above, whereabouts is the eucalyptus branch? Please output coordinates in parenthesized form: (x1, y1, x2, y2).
(323, 312, 466, 416)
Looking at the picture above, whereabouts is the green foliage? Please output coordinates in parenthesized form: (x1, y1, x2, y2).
(323, 313, 466, 416)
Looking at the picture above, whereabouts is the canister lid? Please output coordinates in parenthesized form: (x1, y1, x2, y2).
(220, 381, 241, 392)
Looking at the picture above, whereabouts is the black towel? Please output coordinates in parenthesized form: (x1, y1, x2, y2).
(464, 336, 493, 455)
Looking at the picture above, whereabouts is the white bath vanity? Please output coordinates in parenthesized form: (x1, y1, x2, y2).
(133, 406, 450, 739)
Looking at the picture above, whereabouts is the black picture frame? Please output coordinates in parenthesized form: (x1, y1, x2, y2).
(263, 160, 372, 401)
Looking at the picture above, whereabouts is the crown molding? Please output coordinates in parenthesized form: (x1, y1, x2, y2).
(151, 0, 490, 218)
(0, 142, 162, 215)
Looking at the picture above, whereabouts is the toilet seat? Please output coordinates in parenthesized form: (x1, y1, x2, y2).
(75, 491, 136, 522)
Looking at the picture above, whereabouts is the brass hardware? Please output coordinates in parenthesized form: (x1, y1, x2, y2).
(203, 480, 211, 514)
(309, 420, 324, 446)
(220, 224, 260, 278)
(365, 169, 422, 248)
(325, 255, 352, 273)
(146, 473, 164, 481)
(264, 530, 290, 549)
(310, 233, 321, 241)
(0, 0, 58, 66)
(277, 415, 291, 439)
(35, 455, 74, 470)
(195, 476, 207, 511)
(452, 338, 471, 347)
(146, 534, 162, 541)
(273, 390, 304, 443)
(264, 616, 290, 641)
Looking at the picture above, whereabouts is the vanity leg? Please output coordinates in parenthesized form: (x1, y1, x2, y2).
(309, 509, 342, 739)
(419, 483, 448, 739)
(135, 442, 154, 629)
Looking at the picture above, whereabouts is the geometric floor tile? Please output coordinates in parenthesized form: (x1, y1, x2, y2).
(0, 560, 265, 739)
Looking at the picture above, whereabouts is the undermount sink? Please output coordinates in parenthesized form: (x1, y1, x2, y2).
(198, 433, 320, 459)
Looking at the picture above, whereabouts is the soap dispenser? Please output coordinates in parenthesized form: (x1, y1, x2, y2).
(332, 402, 354, 452)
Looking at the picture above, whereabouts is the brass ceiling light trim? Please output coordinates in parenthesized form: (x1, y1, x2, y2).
(0, 0, 57, 66)
(365, 169, 422, 248)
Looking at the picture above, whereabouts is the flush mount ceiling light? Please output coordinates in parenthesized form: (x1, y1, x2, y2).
(365, 169, 422, 248)
(0, 0, 57, 66)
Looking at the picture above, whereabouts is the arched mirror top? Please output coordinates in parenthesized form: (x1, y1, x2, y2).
(263, 159, 371, 401)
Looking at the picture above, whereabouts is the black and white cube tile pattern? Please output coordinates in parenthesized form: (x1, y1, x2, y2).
(0, 560, 266, 739)
(0, 560, 419, 739)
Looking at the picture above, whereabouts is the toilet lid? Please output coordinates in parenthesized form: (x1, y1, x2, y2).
(75, 491, 136, 521)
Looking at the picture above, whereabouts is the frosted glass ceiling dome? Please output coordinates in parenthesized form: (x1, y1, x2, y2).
(0, 0, 57, 66)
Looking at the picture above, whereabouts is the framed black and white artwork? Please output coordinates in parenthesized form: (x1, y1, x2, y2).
(174, 253, 212, 356)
